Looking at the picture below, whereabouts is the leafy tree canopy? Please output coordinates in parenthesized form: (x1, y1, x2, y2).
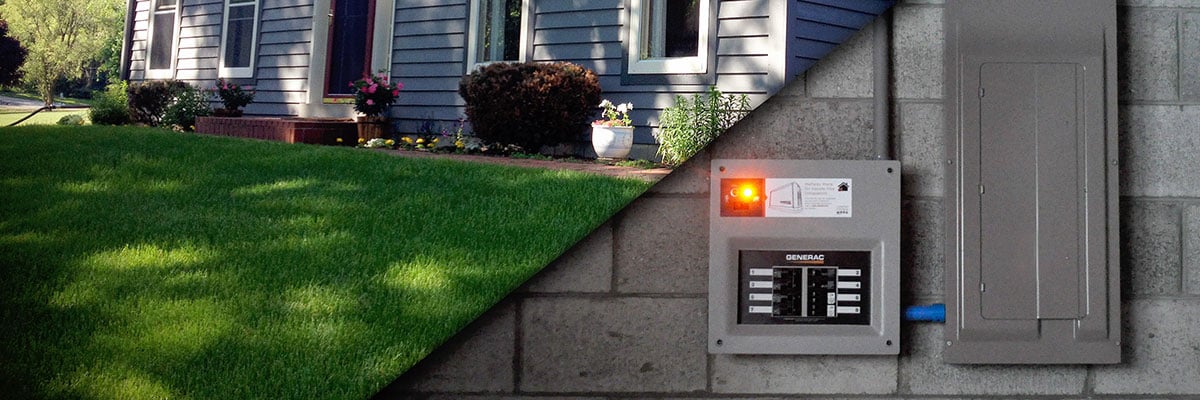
(0, 0, 123, 104)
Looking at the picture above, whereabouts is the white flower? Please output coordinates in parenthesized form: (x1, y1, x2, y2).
(623, 103, 633, 111)
(616, 103, 628, 114)
(599, 99, 613, 108)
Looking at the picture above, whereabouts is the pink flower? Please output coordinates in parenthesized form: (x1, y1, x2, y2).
(391, 89, 400, 97)
(365, 84, 377, 94)
(396, 82, 404, 90)
(366, 99, 375, 105)
(349, 82, 355, 87)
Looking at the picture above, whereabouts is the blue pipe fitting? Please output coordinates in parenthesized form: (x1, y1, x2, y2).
(903, 304, 945, 322)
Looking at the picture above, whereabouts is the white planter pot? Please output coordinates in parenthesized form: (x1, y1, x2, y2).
(591, 125, 634, 159)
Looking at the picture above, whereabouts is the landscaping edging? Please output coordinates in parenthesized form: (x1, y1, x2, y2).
(387, 150, 672, 182)
(195, 116, 356, 145)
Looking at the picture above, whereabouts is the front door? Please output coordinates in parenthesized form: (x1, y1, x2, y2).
(325, 0, 375, 96)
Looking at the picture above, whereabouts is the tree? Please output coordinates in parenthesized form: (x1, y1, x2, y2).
(0, 0, 122, 105)
(0, 20, 26, 87)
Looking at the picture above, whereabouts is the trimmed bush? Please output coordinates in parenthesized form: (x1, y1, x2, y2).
(89, 81, 131, 126)
(56, 114, 84, 126)
(458, 62, 601, 151)
(128, 79, 187, 126)
(161, 83, 212, 131)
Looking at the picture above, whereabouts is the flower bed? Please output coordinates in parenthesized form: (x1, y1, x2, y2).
(194, 116, 357, 145)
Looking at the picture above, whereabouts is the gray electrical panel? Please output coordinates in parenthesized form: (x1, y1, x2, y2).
(709, 159, 899, 355)
(943, 0, 1120, 364)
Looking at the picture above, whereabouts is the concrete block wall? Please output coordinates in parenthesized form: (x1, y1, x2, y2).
(377, 0, 1200, 398)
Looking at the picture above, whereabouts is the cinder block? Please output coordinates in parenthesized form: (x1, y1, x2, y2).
(777, 72, 808, 97)
(1185, 205, 1200, 295)
(1183, 13, 1200, 100)
(520, 223, 612, 293)
(388, 301, 515, 393)
(899, 324, 1087, 395)
(902, 199, 944, 298)
(711, 99, 874, 160)
(1120, 105, 1200, 197)
(898, 102, 945, 198)
(893, 5, 944, 100)
(711, 354, 897, 394)
(1120, 0, 1200, 6)
(425, 396, 602, 400)
(614, 196, 708, 294)
(1093, 299, 1200, 394)
(1120, 201, 1181, 296)
(519, 297, 707, 393)
(1118, 8, 1178, 101)
(648, 148, 710, 195)
(806, 26, 874, 98)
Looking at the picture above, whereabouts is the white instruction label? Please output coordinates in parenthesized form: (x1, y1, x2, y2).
(764, 178, 852, 218)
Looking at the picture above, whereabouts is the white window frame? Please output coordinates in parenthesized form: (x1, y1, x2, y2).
(145, 0, 182, 79)
(627, 0, 711, 75)
(218, 0, 260, 78)
(466, 0, 532, 68)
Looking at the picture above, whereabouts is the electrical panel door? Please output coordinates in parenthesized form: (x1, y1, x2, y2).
(943, 0, 1120, 364)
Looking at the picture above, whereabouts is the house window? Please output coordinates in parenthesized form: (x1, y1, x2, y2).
(628, 0, 710, 74)
(219, 0, 259, 78)
(147, 0, 180, 78)
(467, 0, 529, 67)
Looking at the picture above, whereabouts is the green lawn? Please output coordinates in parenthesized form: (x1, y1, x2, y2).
(0, 91, 95, 106)
(0, 126, 650, 399)
(0, 109, 90, 127)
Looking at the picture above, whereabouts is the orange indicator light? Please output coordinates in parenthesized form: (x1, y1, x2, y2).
(720, 179, 765, 217)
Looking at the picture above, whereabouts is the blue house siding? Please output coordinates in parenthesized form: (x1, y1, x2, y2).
(173, 0, 223, 82)
(125, 0, 317, 115)
(254, 0, 317, 115)
(123, 0, 892, 156)
(384, 0, 789, 149)
(789, 0, 892, 77)
(128, 1, 150, 81)
(391, 0, 469, 132)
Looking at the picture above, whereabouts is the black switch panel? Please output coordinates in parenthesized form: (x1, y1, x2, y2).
(738, 250, 870, 325)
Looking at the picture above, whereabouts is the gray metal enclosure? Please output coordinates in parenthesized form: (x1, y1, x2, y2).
(943, 0, 1121, 364)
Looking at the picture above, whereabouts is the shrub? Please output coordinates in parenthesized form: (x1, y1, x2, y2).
(210, 78, 255, 111)
(89, 81, 131, 126)
(127, 79, 187, 126)
(458, 62, 601, 151)
(161, 83, 212, 131)
(654, 86, 750, 166)
(56, 114, 84, 126)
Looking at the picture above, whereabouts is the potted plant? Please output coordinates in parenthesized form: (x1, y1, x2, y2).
(350, 71, 403, 140)
(592, 99, 634, 159)
(210, 79, 255, 117)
